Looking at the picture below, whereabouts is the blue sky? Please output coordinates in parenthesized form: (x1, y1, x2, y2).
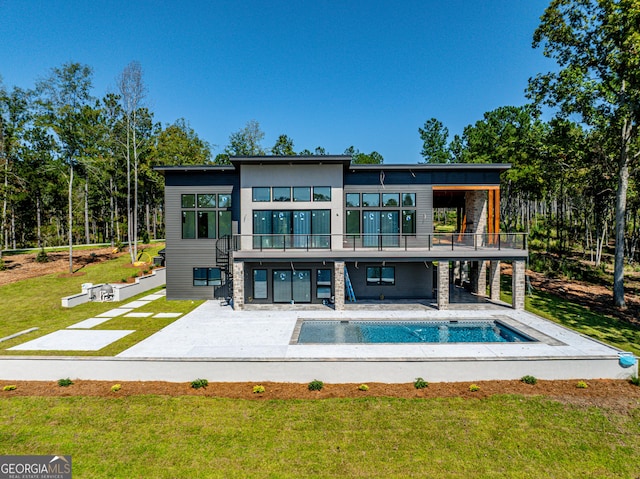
(0, 1, 554, 163)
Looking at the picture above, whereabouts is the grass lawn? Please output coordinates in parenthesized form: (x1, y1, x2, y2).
(1, 395, 638, 478)
(0, 244, 203, 355)
(500, 278, 640, 356)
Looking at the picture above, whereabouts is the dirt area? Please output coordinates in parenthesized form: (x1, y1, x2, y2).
(1, 379, 639, 410)
(0, 247, 124, 286)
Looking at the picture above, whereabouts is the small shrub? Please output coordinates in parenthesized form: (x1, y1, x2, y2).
(141, 230, 150, 244)
(413, 377, 429, 389)
(0, 258, 5, 271)
(629, 376, 640, 387)
(89, 252, 97, 262)
(35, 249, 49, 263)
(253, 385, 265, 394)
(190, 378, 208, 389)
(358, 384, 369, 391)
(57, 378, 73, 387)
(120, 278, 128, 283)
(111, 384, 122, 392)
(521, 375, 538, 385)
(308, 379, 324, 391)
(576, 380, 589, 389)
(143, 269, 149, 275)
(469, 384, 480, 392)
(3, 385, 16, 391)
(131, 272, 138, 279)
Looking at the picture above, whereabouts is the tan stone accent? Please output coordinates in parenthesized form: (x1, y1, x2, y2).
(232, 262, 244, 311)
(489, 260, 501, 301)
(437, 261, 449, 310)
(334, 261, 345, 311)
(512, 260, 525, 310)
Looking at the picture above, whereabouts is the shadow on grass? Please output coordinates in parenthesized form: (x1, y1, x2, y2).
(502, 275, 640, 355)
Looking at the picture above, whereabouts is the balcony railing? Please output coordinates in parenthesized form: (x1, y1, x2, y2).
(233, 233, 527, 252)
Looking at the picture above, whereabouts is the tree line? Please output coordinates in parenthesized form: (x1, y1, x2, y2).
(2, 0, 638, 307)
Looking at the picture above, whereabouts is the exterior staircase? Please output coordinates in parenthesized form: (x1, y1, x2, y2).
(215, 235, 233, 305)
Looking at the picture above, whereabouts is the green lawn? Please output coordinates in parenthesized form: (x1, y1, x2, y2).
(501, 278, 640, 356)
(1, 395, 638, 478)
(0, 244, 203, 355)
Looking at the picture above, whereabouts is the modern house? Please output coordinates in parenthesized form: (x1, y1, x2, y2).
(156, 156, 528, 310)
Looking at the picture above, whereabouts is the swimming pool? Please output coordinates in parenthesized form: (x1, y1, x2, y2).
(295, 319, 534, 344)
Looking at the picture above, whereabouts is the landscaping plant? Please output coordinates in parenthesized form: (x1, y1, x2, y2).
(521, 375, 538, 385)
(308, 379, 324, 391)
(190, 379, 209, 389)
(413, 377, 429, 389)
(57, 378, 73, 387)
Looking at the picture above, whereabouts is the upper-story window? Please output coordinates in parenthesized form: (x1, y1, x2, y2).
(345, 193, 360, 207)
(345, 192, 417, 243)
(362, 193, 380, 207)
(252, 186, 331, 202)
(181, 193, 232, 239)
(253, 187, 270, 202)
(293, 187, 311, 202)
(313, 186, 331, 201)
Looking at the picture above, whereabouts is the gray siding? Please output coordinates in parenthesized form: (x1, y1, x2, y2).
(346, 262, 434, 300)
(165, 185, 234, 300)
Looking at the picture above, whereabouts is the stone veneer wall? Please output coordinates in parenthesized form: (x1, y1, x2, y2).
(465, 190, 488, 246)
(489, 260, 501, 301)
(334, 261, 345, 311)
(512, 260, 525, 310)
(470, 261, 487, 297)
(233, 262, 244, 310)
(437, 261, 449, 309)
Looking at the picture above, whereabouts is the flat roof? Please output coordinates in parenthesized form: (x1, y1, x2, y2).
(154, 157, 511, 174)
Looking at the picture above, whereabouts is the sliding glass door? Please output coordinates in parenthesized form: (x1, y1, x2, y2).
(273, 270, 311, 303)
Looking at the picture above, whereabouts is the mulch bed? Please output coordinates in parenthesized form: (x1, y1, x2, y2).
(2, 379, 639, 411)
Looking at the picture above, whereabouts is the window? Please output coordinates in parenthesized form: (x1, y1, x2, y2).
(272, 187, 291, 202)
(182, 211, 196, 239)
(402, 210, 416, 235)
(182, 194, 195, 208)
(218, 194, 232, 208)
(181, 192, 232, 239)
(346, 210, 360, 236)
(197, 211, 216, 239)
(366, 266, 395, 286)
(346, 193, 360, 207)
(382, 193, 399, 207)
(293, 187, 311, 202)
(253, 269, 267, 299)
(253, 187, 270, 202)
(402, 193, 416, 207)
(316, 269, 332, 299)
(313, 186, 331, 201)
(362, 193, 380, 207)
(193, 267, 222, 286)
(197, 194, 216, 208)
(252, 210, 331, 248)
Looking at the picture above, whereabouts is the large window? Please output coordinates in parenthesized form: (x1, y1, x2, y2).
(182, 193, 232, 239)
(193, 267, 222, 286)
(253, 210, 330, 249)
(346, 191, 416, 244)
(253, 269, 268, 299)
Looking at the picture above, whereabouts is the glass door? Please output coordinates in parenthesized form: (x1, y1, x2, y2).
(292, 270, 311, 302)
(273, 270, 292, 302)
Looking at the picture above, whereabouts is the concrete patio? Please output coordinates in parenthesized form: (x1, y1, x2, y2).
(1, 298, 636, 383)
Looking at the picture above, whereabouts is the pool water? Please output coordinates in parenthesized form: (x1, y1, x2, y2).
(296, 320, 532, 344)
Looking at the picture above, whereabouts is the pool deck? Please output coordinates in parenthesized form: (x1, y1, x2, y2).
(1, 299, 636, 383)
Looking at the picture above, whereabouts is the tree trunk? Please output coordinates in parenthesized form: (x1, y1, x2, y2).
(109, 177, 115, 247)
(36, 195, 42, 248)
(68, 162, 74, 273)
(84, 177, 90, 245)
(613, 118, 632, 308)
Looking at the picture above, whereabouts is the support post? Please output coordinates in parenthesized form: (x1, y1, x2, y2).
(512, 260, 525, 310)
(489, 260, 500, 301)
(232, 261, 244, 311)
(334, 261, 345, 311)
(437, 261, 449, 310)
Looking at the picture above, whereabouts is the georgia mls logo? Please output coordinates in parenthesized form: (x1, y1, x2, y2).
(0, 455, 72, 479)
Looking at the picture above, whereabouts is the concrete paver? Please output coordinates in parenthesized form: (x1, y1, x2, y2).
(9, 330, 135, 351)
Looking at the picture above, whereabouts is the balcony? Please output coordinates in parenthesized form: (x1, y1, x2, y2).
(230, 233, 527, 261)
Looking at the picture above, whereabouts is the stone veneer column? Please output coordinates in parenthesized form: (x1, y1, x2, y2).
(334, 261, 345, 311)
(465, 190, 488, 246)
(232, 261, 244, 311)
(470, 261, 487, 296)
(437, 261, 449, 310)
(512, 260, 525, 310)
(489, 260, 501, 301)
